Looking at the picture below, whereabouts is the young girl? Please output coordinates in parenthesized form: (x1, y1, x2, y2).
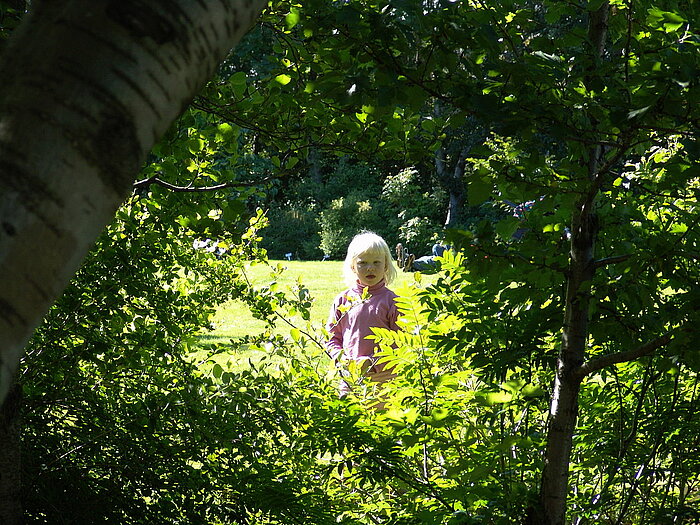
(326, 231, 399, 395)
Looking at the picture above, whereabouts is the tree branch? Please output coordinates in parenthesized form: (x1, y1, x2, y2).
(593, 254, 632, 269)
(132, 174, 275, 193)
(573, 331, 675, 382)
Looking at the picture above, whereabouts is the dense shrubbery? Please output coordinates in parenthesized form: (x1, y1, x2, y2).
(318, 191, 395, 258)
(18, 192, 700, 524)
(20, 198, 259, 523)
(262, 160, 449, 260)
(261, 204, 323, 260)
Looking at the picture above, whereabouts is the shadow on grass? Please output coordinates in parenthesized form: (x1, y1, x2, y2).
(196, 334, 240, 346)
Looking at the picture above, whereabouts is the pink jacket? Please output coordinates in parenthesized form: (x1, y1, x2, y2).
(326, 280, 399, 367)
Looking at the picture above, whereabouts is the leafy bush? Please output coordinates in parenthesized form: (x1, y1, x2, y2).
(382, 167, 446, 255)
(21, 210, 700, 525)
(398, 215, 442, 256)
(318, 191, 397, 258)
(21, 200, 336, 524)
(262, 160, 452, 260)
(261, 204, 323, 260)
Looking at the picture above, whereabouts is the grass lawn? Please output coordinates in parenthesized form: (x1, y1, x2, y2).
(198, 259, 434, 344)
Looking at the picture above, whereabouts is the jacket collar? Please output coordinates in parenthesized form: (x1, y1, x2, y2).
(352, 279, 386, 295)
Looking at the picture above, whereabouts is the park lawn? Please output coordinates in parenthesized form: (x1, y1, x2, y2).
(197, 259, 343, 345)
(192, 259, 438, 374)
(198, 259, 434, 344)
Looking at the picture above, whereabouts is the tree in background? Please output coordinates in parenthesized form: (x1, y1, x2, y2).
(209, 0, 699, 522)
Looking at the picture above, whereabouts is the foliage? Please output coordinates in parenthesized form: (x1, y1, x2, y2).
(263, 158, 393, 259)
(571, 360, 700, 524)
(0, 1, 23, 46)
(383, 167, 447, 253)
(351, 250, 699, 524)
(261, 159, 448, 259)
(318, 191, 393, 258)
(20, 197, 263, 522)
(224, 1, 700, 520)
(261, 203, 323, 260)
(8, 0, 700, 524)
(18, 202, 700, 525)
(260, 156, 447, 259)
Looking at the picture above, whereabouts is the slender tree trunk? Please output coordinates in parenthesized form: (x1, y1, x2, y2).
(537, 4, 610, 523)
(0, 0, 265, 405)
(539, 196, 597, 523)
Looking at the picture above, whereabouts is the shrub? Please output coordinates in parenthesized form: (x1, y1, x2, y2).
(398, 215, 442, 256)
(261, 204, 323, 260)
(318, 193, 395, 258)
(382, 167, 446, 254)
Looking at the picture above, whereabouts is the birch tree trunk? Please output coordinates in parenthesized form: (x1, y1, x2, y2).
(537, 3, 610, 524)
(0, 379, 21, 525)
(0, 0, 266, 405)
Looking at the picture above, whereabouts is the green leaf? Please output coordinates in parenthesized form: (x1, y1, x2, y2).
(495, 217, 520, 239)
(421, 119, 436, 133)
(230, 71, 246, 86)
(468, 177, 493, 205)
(275, 74, 292, 86)
(230, 71, 247, 98)
(215, 123, 235, 142)
(187, 137, 205, 154)
(478, 391, 513, 405)
(285, 8, 300, 30)
(522, 384, 545, 398)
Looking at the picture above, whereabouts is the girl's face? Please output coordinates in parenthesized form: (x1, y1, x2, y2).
(352, 250, 387, 287)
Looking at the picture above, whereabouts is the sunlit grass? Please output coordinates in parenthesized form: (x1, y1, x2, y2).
(197, 260, 343, 345)
(198, 259, 434, 344)
(192, 259, 439, 376)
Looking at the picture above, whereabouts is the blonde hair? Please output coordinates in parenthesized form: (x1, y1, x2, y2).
(343, 231, 397, 287)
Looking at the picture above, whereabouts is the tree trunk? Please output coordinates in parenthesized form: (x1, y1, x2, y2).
(537, 5, 610, 522)
(538, 190, 598, 523)
(308, 146, 323, 185)
(0, 0, 266, 405)
(436, 145, 468, 228)
(0, 380, 21, 525)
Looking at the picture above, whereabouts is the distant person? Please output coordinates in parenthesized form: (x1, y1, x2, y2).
(409, 243, 449, 273)
(326, 231, 400, 399)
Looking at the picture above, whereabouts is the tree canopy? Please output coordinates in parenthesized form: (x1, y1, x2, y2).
(1, 0, 699, 524)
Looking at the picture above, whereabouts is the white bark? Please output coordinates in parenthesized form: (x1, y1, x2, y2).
(0, 0, 266, 404)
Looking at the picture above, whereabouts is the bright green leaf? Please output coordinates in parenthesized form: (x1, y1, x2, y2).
(275, 74, 292, 86)
(285, 8, 300, 29)
(187, 137, 205, 154)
